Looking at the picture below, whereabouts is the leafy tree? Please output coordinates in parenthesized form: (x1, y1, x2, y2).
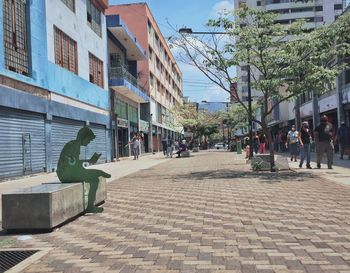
(171, 7, 350, 171)
(171, 103, 219, 146)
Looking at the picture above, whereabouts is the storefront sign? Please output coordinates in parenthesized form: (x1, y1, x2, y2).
(342, 86, 350, 104)
(117, 118, 128, 128)
(300, 101, 313, 118)
(319, 94, 337, 113)
(140, 120, 149, 132)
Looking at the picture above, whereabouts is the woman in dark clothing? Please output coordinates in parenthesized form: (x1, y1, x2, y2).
(253, 132, 260, 154)
(298, 121, 312, 169)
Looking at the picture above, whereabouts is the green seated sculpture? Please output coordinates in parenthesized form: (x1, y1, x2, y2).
(56, 126, 111, 213)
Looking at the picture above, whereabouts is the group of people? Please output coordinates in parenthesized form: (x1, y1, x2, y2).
(162, 137, 188, 158)
(245, 115, 350, 169)
(130, 133, 142, 160)
(286, 115, 350, 169)
(252, 132, 267, 154)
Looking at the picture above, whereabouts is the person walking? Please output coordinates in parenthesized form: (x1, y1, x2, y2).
(287, 125, 299, 162)
(258, 133, 266, 154)
(253, 132, 260, 154)
(298, 121, 312, 169)
(167, 136, 174, 158)
(161, 136, 167, 156)
(278, 130, 284, 152)
(336, 122, 350, 160)
(314, 115, 334, 169)
(131, 133, 140, 160)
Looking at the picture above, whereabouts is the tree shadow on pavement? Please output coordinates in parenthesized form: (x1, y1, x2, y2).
(174, 169, 317, 184)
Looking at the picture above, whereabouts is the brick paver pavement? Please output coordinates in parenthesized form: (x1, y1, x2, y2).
(2, 151, 350, 273)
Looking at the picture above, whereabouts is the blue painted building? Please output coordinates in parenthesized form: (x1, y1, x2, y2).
(0, 0, 111, 179)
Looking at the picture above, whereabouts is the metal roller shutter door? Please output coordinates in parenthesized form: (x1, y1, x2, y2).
(51, 118, 84, 171)
(51, 119, 107, 170)
(0, 107, 46, 179)
(87, 124, 107, 164)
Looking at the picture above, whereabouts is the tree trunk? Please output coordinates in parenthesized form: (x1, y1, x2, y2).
(261, 120, 276, 172)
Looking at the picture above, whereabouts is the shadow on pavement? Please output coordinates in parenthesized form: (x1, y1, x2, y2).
(175, 169, 317, 184)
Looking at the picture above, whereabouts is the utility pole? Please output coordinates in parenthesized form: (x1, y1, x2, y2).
(247, 50, 254, 159)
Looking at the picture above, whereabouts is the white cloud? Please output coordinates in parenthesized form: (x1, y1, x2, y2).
(211, 1, 235, 16)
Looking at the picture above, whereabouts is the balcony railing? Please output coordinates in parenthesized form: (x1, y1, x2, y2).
(110, 66, 148, 95)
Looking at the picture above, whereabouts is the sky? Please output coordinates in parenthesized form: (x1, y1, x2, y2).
(109, 0, 234, 103)
(109, 0, 350, 103)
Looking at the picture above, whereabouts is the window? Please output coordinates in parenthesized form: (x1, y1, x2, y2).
(148, 47, 153, 61)
(61, 0, 75, 12)
(156, 57, 160, 71)
(128, 105, 138, 123)
(110, 53, 123, 68)
(154, 33, 159, 50)
(334, 4, 343, 10)
(315, 6, 323, 12)
(3, 0, 30, 76)
(257, 1, 261, 6)
(54, 26, 78, 74)
(314, 16, 323, 22)
(89, 52, 104, 88)
(150, 73, 154, 87)
(116, 99, 128, 119)
(291, 7, 313, 13)
(87, 0, 101, 37)
(147, 19, 152, 34)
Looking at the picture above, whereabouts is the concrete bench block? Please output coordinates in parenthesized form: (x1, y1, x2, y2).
(44, 177, 107, 209)
(2, 183, 84, 230)
(251, 154, 289, 171)
(181, 150, 190, 157)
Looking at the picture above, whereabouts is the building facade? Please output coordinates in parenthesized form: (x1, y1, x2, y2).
(234, 0, 345, 134)
(0, 0, 110, 179)
(106, 14, 149, 158)
(106, 3, 183, 152)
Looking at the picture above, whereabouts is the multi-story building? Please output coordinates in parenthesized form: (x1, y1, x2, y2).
(106, 14, 149, 158)
(0, 0, 110, 179)
(107, 3, 183, 152)
(338, 5, 350, 125)
(234, 0, 345, 133)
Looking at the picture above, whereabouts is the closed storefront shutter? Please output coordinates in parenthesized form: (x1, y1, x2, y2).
(51, 118, 107, 170)
(51, 117, 84, 170)
(0, 107, 46, 179)
(86, 124, 107, 164)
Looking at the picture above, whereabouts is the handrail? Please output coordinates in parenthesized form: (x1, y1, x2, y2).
(110, 66, 148, 95)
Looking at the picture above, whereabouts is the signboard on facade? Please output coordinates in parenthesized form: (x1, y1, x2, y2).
(117, 118, 128, 128)
(319, 94, 337, 113)
(140, 120, 149, 132)
(300, 101, 313, 118)
(342, 86, 350, 104)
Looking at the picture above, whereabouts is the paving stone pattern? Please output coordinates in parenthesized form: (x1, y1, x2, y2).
(4, 151, 350, 273)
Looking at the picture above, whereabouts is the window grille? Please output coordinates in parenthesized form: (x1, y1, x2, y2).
(87, 0, 101, 37)
(89, 52, 104, 88)
(3, 0, 29, 76)
(61, 0, 75, 12)
(54, 26, 78, 74)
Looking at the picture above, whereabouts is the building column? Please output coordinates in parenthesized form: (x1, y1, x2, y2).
(45, 113, 52, 173)
(337, 70, 345, 126)
(312, 92, 320, 130)
(295, 97, 301, 131)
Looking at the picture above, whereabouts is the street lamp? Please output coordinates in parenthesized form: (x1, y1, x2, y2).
(181, 28, 254, 158)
